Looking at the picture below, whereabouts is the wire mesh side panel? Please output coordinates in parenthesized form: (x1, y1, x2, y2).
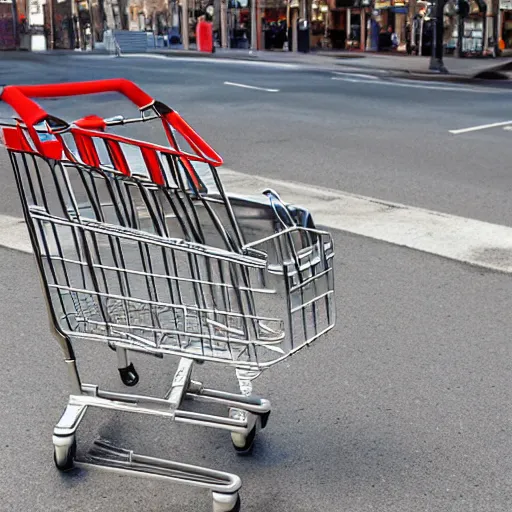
(58, 124, 246, 254)
(10, 150, 335, 369)
(243, 226, 335, 366)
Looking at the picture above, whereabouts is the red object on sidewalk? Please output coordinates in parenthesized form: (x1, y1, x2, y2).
(196, 20, 213, 53)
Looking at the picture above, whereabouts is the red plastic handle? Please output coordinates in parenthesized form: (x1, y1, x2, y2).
(1, 79, 154, 129)
(165, 111, 223, 166)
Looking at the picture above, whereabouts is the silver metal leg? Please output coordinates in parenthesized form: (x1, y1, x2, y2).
(54, 403, 88, 437)
(52, 357, 271, 509)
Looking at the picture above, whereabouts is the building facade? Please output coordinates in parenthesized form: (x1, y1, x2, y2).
(6, 0, 503, 53)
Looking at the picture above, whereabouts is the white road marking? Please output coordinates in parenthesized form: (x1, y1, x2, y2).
(334, 66, 389, 74)
(332, 72, 379, 80)
(123, 54, 299, 69)
(224, 81, 280, 92)
(332, 76, 510, 94)
(449, 120, 512, 134)
(4, 167, 512, 273)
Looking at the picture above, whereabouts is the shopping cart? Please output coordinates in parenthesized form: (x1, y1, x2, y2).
(0, 79, 335, 511)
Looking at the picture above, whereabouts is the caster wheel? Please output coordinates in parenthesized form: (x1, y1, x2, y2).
(231, 425, 257, 455)
(118, 363, 139, 387)
(53, 436, 76, 471)
(212, 493, 241, 512)
(260, 410, 271, 430)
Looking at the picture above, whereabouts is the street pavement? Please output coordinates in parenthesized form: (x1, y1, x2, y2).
(0, 53, 512, 511)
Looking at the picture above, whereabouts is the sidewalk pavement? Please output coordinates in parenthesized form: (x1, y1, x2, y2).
(149, 47, 512, 81)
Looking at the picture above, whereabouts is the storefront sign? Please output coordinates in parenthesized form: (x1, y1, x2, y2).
(374, 0, 391, 8)
(500, 0, 512, 9)
(29, 0, 41, 14)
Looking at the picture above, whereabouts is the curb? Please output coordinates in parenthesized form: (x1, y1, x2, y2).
(8, 48, 510, 84)
(152, 50, 508, 83)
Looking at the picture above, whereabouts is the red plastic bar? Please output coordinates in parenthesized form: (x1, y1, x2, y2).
(140, 147, 165, 186)
(1, 79, 154, 129)
(105, 139, 131, 177)
(164, 111, 223, 166)
(2, 126, 33, 153)
(73, 133, 101, 168)
(0, 79, 225, 176)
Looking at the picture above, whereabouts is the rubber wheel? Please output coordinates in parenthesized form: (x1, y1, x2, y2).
(230, 495, 241, 512)
(118, 363, 139, 387)
(260, 410, 271, 430)
(212, 494, 241, 512)
(53, 437, 76, 472)
(231, 425, 257, 455)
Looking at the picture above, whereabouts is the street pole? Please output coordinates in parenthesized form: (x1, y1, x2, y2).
(87, 0, 95, 50)
(457, 5, 464, 57)
(181, 0, 189, 49)
(250, 0, 257, 50)
(292, 7, 298, 51)
(360, 8, 365, 50)
(220, 0, 227, 47)
(429, 0, 448, 72)
(48, 0, 54, 49)
(493, 0, 500, 56)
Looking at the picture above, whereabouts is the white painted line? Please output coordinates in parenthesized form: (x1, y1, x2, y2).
(218, 168, 512, 274)
(449, 120, 512, 135)
(334, 66, 389, 74)
(332, 72, 379, 80)
(332, 76, 509, 94)
(5, 167, 512, 273)
(124, 54, 299, 69)
(224, 81, 280, 92)
(332, 76, 460, 91)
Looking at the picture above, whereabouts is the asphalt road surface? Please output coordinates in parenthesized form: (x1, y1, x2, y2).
(0, 53, 511, 512)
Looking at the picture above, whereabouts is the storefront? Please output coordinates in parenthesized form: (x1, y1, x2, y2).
(260, 0, 287, 50)
(310, 0, 329, 48)
(392, 1, 408, 50)
(501, 0, 512, 48)
(346, 0, 371, 50)
(444, 0, 486, 54)
(372, 0, 392, 50)
(0, 0, 17, 50)
(45, 0, 73, 49)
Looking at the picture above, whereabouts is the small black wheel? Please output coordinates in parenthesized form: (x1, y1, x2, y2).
(260, 410, 271, 430)
(118, 363, 139, 387)
(229, 495, 241, 512)
(231, 425, 257, 455)
(53, 436, 76, 472)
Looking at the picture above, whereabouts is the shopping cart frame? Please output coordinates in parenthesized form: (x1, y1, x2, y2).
(0, 79, 335, 512)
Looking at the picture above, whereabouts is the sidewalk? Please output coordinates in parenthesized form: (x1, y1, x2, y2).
(150, 47, 512, 81)
(3, 46, 510, 81)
